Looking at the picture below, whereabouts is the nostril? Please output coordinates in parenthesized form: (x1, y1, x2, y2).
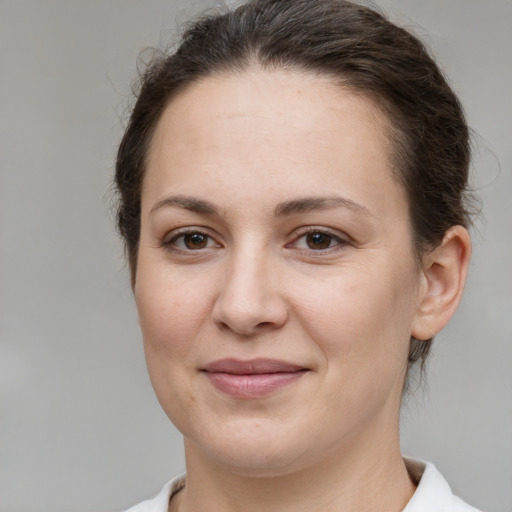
(256, 321, 272, 328)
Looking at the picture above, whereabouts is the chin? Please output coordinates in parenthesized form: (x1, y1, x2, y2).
(185, 418, 315, 477)
(204, 446, 309, 478)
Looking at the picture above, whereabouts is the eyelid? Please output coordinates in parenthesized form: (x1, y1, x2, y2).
(162, 226, 223, 252)
(160, 225, 351, 253)
(286, 226, 352, 252)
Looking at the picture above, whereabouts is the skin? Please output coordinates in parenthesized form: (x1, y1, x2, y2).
(134, 68, 471, 512)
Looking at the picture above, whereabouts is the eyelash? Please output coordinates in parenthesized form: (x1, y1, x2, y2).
(163, 228, 221, 253)
(162, 227, 350, 255)
(287, 228, 349, 253)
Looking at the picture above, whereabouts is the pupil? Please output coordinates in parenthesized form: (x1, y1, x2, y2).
(185, 233, 207, 249)
(307, 233, 331, 250)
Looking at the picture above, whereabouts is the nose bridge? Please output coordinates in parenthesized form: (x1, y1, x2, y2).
(212, 237, 287, 334)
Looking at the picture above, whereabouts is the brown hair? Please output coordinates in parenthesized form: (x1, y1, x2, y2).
(115, 0, 474, 373)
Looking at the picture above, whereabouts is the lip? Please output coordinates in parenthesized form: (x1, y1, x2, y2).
(202, 358, 309, 398)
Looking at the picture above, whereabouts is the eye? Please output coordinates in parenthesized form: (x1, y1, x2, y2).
(290, 229, 347, 251)
(166, 230, 220, 251)
(304, 232, 336, 250)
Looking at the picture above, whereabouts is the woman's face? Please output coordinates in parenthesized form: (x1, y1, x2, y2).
(135, 69, 427, 476)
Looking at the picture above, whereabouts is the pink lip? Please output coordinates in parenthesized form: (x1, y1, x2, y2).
(202, 358, 308, 398)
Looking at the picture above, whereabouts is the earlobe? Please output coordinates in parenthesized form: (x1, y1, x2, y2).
(412, 226, 472, 341)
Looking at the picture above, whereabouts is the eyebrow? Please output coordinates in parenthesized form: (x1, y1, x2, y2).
(274, 196, 372, 218)
(150, 195, 221, 216)
(149, 194, 371, 218)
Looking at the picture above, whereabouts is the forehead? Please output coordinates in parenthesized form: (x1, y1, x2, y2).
(144, 68, 405, 220)
(149, 68, 391, 158)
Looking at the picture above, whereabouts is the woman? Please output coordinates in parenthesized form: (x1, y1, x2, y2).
(115, 0, 479, 510)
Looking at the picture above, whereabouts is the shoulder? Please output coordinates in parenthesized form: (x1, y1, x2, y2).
(123, 475, 185, 512)
(403, 457, 482, 512)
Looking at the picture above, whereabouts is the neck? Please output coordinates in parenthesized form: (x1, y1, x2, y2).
(172, 420, 415, 512)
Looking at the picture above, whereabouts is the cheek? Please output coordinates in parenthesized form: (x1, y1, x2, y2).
(135, 264, 213, 365)
(291, 259, 418, 371)
(134, 266, 214, 426)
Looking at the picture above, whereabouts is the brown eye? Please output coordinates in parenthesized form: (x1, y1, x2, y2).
(306, 232, 333, 250)
(183, 232, 209, 249)
(167, 231, 219, 252)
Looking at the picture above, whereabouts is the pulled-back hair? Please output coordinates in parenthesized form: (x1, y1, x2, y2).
(115, 0, 474, 374)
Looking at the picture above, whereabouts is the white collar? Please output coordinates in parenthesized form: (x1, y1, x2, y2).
(402, 457, 481, 511)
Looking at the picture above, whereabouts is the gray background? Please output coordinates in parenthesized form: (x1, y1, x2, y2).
(0, 1, 510, 511)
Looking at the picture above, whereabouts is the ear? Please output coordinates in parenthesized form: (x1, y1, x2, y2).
(412, 226, 472, 341)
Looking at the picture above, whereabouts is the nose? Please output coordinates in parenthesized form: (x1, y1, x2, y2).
(211, 247, 288, 336)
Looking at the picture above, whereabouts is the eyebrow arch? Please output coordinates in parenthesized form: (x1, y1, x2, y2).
(275, 196, 372, 217)
(150, 194, 371, 218)
(150, 195, 221, 216)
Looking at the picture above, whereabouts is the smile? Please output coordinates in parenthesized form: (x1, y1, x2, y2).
(202, 358, 309, 398)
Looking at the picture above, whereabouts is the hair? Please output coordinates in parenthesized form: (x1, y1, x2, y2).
(115, 0, 475, 377)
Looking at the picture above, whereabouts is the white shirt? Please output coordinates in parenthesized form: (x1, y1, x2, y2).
(124, 458, 481, 512)
(402, 458, 481, 512)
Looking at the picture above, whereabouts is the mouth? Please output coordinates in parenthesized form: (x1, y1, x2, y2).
(202, 358, 309, 398)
